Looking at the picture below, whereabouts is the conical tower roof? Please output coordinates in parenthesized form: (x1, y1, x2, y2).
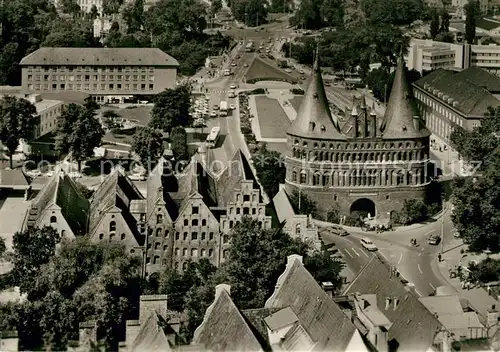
(287, 46, 345, 140)
(380, 55, 430, 139)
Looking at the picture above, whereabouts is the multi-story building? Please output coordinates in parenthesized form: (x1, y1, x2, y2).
(284, 52, 431, 221)
(67, 147, 272, 274)
(406, 38, 500, 75)
(0, 87, 63, 157)
(413, 66, 500, 145)
(19, 48, 178, 104)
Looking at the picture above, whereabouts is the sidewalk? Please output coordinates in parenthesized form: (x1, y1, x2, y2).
(434, 244, 499, 317)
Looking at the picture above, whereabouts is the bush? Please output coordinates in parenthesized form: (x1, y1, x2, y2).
(326, 203, 341, 223)
(248, 88, 266, 95)
(290, 88, 304, 95)
(344, 215, 364, 227)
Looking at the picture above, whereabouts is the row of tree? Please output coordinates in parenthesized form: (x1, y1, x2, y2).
(0, 216, 343, 348)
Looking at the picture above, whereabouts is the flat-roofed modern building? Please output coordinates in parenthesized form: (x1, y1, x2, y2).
(19, 48, 179, 104)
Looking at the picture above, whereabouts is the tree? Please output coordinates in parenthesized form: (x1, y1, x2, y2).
(12, 226, 61, 297)
(102, 110, 123, 131)
(210, 0, 223, 16)
(450, 106, 500, 251)
(55, 103, 104, 170)
(289, 190, 317, 217)
(231, 0, 268, 26)
(392, 199, 428, 225)
(327, 203, 341, 223)
(102, 0, 124, 15)
(170, 126, 188, 161)
(149, 85, 191, 133)
(122, 0, 144, 34)
(440, 10, 451, 33)
(132, 126, 164, 166)
(430, 9, 440, 39)
(252, 144, 286, 198)
(292, 0, 324, 29)
(0, 237, 6, 259)
(465, 0, 479, 44)
(43, 18, 99, 47)
(89, 4, 99, 20)
(59, 0, 81, 15)
(0, 95, 37, 168)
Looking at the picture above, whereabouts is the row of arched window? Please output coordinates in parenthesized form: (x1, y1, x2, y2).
(174, 247, 215, 258)
(99, 233, 126, 240)
(290, 169, 426, 187)
(290, 149, 428, 163)
(293, 139, 422, 150)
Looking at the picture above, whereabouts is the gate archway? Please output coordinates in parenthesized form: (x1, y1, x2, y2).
(350, 198, 376, 219)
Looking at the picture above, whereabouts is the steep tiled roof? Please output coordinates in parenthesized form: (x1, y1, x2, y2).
(88, 167, 144, 239)
(0, 169, 30, 187)
(455, 66, 500, 93)
(241, 308, 282, 351)
(273, 188, 295, 224)
(265, 255, 357, 351)
(27, 171, 89, 235)
(193, 285, 264, 351)
(287, 49, 345, 140)
(131, 313, 172, 352)
(344, 256, 443, 351)
(380, 56, 430, 139)
(147, 157, 178, 221)
(20, 47, 179, 66)
(413, 68, 500, 117)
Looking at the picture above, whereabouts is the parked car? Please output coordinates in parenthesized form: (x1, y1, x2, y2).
(129, 174, 146, 181)
(244, 63, 248, 67)
(228, 92, 236, 98)
(27, 170, 42, 178)
(299, 69, 305, 74)
(68, 171, 82, 179)
(229, 104, 236, 110)
(453, 231, 460, 238)
(213, 104, 219, 110)
(193, 118, 205, 127)
(428, 234, 441, 245)
(360, 238, 378, 251)
(210, 111, 218, 118)
(230, 84, 237, 89)
(285, 68, 292, 73)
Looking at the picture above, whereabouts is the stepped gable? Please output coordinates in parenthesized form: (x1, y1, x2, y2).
(147, 157, 179, 221)
(344, 256, 443, 351)
(380, 55, 430, 139)
(88, 167, 144, 239)
(287, 46, 345, 140)
(26, 170, 89, 235)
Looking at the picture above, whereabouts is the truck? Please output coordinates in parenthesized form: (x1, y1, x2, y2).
(219, 101, 228, 116)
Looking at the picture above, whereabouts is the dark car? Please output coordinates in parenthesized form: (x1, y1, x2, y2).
(428, 234, 441, 245)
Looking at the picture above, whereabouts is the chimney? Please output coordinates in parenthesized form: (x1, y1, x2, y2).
(385, 297, 391, 310)
(351, 105, 358, 138)
(321, 282, 334, 298)
(371, 104, 377, 138)
(413, 115, 420, 131)
(488, 304, 499, 327)
(393, 297, 399, 310)
(215, 284, 231, 298)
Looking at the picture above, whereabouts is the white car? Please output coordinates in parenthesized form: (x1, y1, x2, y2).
(228, 92, 236, 98)
(230, 84, 237, 89)
(360, 238, 378, 251)
(230, 104, 236, 110)
(68, 171, 82, 179)
(210, 111, 218, 117)
(27, 170, 42, 178)
(285, 68, 292, 73)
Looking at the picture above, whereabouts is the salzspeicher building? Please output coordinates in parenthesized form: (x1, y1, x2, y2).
(284, 52, 431, 221)
(19, 47, 178, 104)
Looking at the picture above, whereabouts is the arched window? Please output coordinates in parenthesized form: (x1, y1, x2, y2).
(396, 171, 404, 186)
(182, 262, 188, 270)
(296, 224, 301, 236)
(202, 219, 207, 226)
(300, 171, 307, 184)
(109, 221, 116, 232)
(156, 214, 163, 224)
(99, 233, 104, 240)
(313, 173, 321, 186)
(121, 233, 126, 240)
(201, 248, 206, 257)
(322, 174, 330, 186)
(292, 171, 297, 182)
(164, 229, 169, 237)
(156, 228, 161, 236)
(223, 249, 229, 259)
(50, 216, 57, 223)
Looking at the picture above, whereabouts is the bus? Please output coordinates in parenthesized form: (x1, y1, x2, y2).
(206, 126, 221, 148)
(245, 42, 254, 52)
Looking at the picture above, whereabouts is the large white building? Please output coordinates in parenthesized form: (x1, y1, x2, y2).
(406, 38, 500, 75)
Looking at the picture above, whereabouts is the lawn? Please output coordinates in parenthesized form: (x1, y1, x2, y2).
(99, 105, 153, 127)
(245, 58, 298, 84)
(290, 96, 303, 113)
(254, 96, 291, 139)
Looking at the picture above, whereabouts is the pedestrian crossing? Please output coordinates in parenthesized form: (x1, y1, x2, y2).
(206, 89, 230, 94)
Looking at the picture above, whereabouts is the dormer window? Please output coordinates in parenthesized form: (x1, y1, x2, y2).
(321, 125, 326, 132)
(402, 125, 407, 131)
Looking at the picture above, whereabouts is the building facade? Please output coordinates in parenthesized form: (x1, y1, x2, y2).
(19, 48, 178, 104)
(284, 53, 431, 221)
(413, 67, 500, 145)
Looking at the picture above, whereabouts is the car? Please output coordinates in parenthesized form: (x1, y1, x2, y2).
(68, 171, 82, 179)
(129, 174, 146, 181)
(230, 83, 237, 89)
(231, 62, 237, 67)
(243, 63, 248, 67)
(260, 54, 266, 58)
(230, 104, 236, 110)
(285, 68, 292, 73)
(27, 169, 42, 178)
(299, 69, 305, 74)
(210, 111, 218, 117)
(213, 104, 219, 110)
(360, 238, 378, 251)
(324, 81, 331, 86)
(453, 231, 460, 238)
(428, 234, 441, 245)
(228, 92, 236, 98)
(300, 76, 306, 80)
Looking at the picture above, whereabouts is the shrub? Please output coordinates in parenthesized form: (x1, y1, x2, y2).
(326, 203, 341, 223)
(290, 88, 305, 95)
(249, 88, 266, 95)
(344, 215, 364, 227)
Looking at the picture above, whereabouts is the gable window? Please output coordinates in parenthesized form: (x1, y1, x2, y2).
(202, 219, 207, 226)
(183, 232, 188, 240)
(201, 248, 206, 257)
(184, 219, 188, 226)
(192, 219, 198, 226)
(157, 214, 163, 224)
(156, 228, 161, 236)
(201, 232, 206, 240)
(192, 232, 198, 240)
(209, 232, 214, 240)
(109, 221, 116, 232)
(99, 233, 104, 240)
(209, 249, 214, 257)
(50, 216, 57, 223)
(121, 233, 126, 240)
(192, 206, 199, 214)
(243, 195, 250, 202)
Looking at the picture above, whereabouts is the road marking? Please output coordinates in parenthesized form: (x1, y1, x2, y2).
(424, 230, 434, 237)
(418, 264, 423, 274)
(397, 253, 403, 264)
(361, 250, 369, 258)
(344, 249, 354, 258)
(351, 248, 360, 257)
(415, 289, 423, 297)
(429, 283, 436, 290)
